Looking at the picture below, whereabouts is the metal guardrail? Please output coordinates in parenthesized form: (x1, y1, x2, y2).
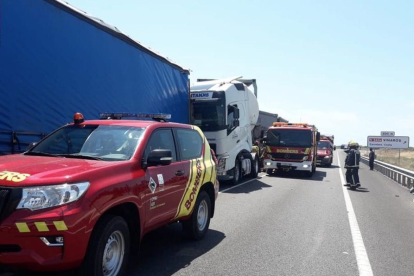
(361, 156, 414, 192)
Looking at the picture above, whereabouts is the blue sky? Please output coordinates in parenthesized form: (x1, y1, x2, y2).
(67, 0, 414, 146)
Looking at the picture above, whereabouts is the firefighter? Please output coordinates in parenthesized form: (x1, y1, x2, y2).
(369, 148, 375, 170)
(345, 141, 360, 187)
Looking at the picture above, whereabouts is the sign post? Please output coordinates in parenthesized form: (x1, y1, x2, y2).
(367, 136, 409, 149)
(368, 135, 409, 165)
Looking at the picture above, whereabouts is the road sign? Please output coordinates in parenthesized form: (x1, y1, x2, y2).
(367, 136, 409, 149)
(381, 131, 395, 136)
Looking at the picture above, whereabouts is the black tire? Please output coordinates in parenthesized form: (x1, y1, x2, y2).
(183, 191, 211, 240)
(249, 156, 259, 178)
(231, 159, 241, 185)
(266, 169, 274, 175)
(79, 215, 130, 276)
(305, 169, 313, 177)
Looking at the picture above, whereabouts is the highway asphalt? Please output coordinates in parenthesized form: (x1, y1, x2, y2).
(2, 150, 414, 276)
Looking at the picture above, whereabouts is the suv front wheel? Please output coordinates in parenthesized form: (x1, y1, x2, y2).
(80, 215, 130, 276)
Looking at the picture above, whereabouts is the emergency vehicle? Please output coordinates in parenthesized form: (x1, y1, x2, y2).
(263, 123, 320, 177)
(0, 113, 219, 276)
(316, 135, 335, 167)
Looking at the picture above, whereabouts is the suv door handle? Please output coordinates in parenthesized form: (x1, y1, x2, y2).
(176, 170, 185, 176)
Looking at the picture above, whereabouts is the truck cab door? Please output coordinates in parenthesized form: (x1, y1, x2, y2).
(227, 104, 240, 143)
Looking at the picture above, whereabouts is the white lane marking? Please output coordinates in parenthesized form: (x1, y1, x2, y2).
(219, 173, 265, 193)
(338, 155, 374, 276)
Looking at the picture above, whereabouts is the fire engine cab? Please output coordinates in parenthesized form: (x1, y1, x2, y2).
(0, 113, 219, 276)
(263, 123, 320, 177)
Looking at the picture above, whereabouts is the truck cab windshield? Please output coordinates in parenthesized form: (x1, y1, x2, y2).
(318, 141, 331, 149)
(267, 129, 312, 147)
(190, 98, 226, 131)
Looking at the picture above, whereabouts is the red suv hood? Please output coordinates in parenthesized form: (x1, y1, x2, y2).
(0, 154, 116, 187)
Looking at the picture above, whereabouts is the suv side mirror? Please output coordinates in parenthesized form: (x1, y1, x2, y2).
(146, 149, 172, 167)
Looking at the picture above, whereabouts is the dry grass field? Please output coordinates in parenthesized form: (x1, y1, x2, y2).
(360, 148, 414, 171)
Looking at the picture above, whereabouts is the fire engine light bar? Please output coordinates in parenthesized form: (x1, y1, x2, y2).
(100, 113, 171, 120)
(273, 122, 308, 127)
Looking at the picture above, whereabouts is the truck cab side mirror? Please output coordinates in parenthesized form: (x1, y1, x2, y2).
(233, 119, 240, 127)
(144, 149, 172, 168)
(316, 132, 321, 141)
(334, 146, 336, 151)
(234, 108, 240, 119)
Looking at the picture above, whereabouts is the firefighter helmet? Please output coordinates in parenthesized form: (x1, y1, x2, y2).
(348, 141, 359, 148)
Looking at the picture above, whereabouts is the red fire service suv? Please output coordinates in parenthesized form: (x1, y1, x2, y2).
(0, 113, 219, 276)
(263, 123, 320, 177)
(316, 135, 335, 167)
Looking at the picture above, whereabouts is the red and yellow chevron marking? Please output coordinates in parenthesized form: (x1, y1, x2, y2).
(174, 126, 216, 219)
(15, 221, 68, 233)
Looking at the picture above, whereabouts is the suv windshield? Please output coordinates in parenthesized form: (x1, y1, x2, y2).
(318, 141, 331, 149)
(190, 98, 226, 131)
(26, 125, 145, 161)
(267, 129, 312, 147)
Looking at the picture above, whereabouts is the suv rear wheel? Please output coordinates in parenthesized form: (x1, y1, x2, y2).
(183, 191, 211, 240)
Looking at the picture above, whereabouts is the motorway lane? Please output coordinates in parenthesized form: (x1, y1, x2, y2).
(128, 153, 358, 276)
(2, 151, 414, 276)
(338, 150, 414, 276)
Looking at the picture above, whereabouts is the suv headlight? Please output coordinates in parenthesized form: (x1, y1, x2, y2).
(17, 182, 90, 211)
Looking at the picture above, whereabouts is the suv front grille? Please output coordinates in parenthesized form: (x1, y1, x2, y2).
(0, 189, 9, 218)
(0, 187, 22, 223)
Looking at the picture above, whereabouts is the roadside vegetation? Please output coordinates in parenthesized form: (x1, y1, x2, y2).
(360, 148, 414, 171)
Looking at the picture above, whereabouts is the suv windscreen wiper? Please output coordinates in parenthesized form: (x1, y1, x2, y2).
(24, 151, 58, 157)
(55, 154, 104, 161)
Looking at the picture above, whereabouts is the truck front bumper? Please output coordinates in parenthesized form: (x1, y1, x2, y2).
(0, 202, 98, 271)
(317, 155, 331, 165)
(263, 159, 313, 172)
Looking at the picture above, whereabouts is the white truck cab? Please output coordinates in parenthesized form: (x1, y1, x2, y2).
(190, 77, 259, 184)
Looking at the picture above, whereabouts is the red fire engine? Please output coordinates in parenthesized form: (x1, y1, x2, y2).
(263, 123, 320, 177)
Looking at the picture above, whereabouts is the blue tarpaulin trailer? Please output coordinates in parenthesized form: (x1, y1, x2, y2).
(0, 0, 190, 154)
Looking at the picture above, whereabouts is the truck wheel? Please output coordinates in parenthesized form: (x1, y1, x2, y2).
(80, 215, 130, 276)
(305, 169, 313, 177)
(183, 191, 211, 240)
(231, 160, 241, 185)
(249, 156, 259, 178)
